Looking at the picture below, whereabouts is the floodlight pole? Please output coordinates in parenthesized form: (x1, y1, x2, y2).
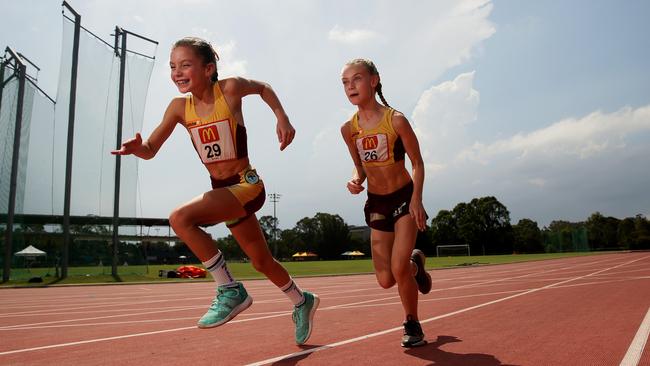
(61, 1, 81, 279)
(0, 58, 6, 114)
(2, 48, 26, 282)
(268, 193, 281, 257)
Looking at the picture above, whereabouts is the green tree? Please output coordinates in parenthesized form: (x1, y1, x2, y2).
(294, 216, 320, 253)
(279, 228, 305, 258)
(586, 212, 620, 250)
(513, 219, 543, 253)
(216, 235, 245, 260)
(473, 196, 513, 254)
(292, 213, 351, 259)
(430, 210, 459, 247)
(259, 215, 280, 242)
(632, 214, 650, 250)
(316, 213, 350, 259)
(452, 197, 513, 255)
(617, 218, 636, 250)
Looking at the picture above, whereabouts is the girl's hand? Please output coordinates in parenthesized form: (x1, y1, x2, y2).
(347, 178, 365, 194)
(276, 118, 295, 151)
(409, 199, 427, 231)
(111, 133, 143, 155)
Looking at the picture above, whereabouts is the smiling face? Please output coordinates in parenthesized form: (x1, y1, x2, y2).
(169, 45, 214, 94)
(341, 63, 379, 106)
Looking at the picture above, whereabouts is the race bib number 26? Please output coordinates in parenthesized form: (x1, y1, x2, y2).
(356, 133, 388, 163)
(189, 119, 236, 163)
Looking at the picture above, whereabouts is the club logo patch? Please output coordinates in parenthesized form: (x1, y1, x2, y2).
(244, 170, 259, 184)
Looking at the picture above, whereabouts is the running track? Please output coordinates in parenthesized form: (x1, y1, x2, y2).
(0, 252, 648, 365)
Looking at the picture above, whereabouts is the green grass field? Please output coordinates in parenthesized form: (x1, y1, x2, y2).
(0, 252, 602, 287)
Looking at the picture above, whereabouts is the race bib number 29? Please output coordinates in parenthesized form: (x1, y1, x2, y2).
(356, 133, 388, 163)
(189, 119, 236, 163)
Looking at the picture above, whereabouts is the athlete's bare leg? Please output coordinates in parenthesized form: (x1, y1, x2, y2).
(370, 229, 397, 289)
(230, 214, 291, 287)
(168, 188, 245, 261)
(370, 217, 419, 320)
(392, 215, 419, 320)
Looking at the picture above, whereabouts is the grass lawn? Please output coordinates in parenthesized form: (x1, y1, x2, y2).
(0, 252, 601, 287)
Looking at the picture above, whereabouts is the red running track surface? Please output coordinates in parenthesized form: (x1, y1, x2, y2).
(0, 252, 648, 365)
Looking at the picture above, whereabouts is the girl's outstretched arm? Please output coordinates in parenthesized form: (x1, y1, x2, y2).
(111, 98, 183, 159)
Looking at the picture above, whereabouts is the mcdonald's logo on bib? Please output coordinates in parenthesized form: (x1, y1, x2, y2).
(362, 136, 378, 150)
(199, 125, 219, 143)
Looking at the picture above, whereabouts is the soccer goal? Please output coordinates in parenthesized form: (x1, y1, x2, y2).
(436, 244, 471, 257)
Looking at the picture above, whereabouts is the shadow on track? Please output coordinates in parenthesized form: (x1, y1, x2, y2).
(405, 335, 519, 366)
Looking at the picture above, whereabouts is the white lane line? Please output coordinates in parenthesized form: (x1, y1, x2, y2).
(620, 307, 650, 366)
(245, 255, 649, 366)
(0, 310, 295, 356)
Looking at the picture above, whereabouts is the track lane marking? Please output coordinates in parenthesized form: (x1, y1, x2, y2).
(620, 307, 650, 366)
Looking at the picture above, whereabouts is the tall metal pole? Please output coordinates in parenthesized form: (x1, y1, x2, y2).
(112, 28, 127, 277)
(61, 1, 81, 279)
(2, 53, 26, 282)
(267, 193, 281, 257)
(0, 58, 4, 280)
(0, 58, 6, 117)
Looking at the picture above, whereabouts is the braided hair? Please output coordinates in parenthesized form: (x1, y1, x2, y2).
(345, 58, 390, 108)
(173, 37, 220, 83)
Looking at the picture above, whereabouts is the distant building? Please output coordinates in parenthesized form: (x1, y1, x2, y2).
(349, 225, 370, 242)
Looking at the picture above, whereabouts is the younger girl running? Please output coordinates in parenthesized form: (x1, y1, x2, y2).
(340, 59, 432, 347)
(112, 37, 318, 345)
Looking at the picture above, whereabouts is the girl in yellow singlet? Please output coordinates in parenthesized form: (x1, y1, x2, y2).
(112, 37, 318, 345)
(340, 59, 432, 348)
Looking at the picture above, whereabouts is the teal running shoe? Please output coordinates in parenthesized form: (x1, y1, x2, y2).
(197, 282, 252, 329)
(292, 291, 319, 345)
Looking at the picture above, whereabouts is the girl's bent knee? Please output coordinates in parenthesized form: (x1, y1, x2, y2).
(168, 209, 184, 231)
(376, 274, 396, 289)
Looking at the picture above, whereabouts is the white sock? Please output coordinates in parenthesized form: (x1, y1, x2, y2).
(203, 251, 236, 287)
(280, 278, 305, 307)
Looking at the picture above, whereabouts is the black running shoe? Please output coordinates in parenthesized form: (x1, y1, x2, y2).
(411, 249, 432, 294)
(401, 315, 426, 347)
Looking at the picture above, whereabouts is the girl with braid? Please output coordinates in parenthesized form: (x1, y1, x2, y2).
(340, 59, 432, 347)
(112, 37, 318, 345)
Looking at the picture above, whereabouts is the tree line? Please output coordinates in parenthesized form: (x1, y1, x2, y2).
(430, 196, 650, 255)
(2, 196, 649, 266)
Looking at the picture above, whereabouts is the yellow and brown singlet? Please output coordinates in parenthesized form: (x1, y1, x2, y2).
(183, 82, 248, 164)
(182, 82, 265, 227)
(348, 107, 405, 168)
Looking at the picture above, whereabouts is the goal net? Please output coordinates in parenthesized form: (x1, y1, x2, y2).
(436, 244, 471, 257)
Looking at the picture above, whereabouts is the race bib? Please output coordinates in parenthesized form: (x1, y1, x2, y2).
(356, 133, 388, 163)
(189, 119, 236, 163)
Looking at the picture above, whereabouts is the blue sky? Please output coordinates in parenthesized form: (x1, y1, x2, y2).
(2, 0, 649, 239)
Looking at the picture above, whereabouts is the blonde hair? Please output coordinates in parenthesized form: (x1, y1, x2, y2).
(345, 58, 390, 108)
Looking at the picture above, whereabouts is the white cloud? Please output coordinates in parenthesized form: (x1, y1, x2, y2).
(460, 105, 650, 162)
(412, 71, 480, 173)
(421, 103, 650, 226)
(328, 25, 378, 44)
(215, 41, 248, 77)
